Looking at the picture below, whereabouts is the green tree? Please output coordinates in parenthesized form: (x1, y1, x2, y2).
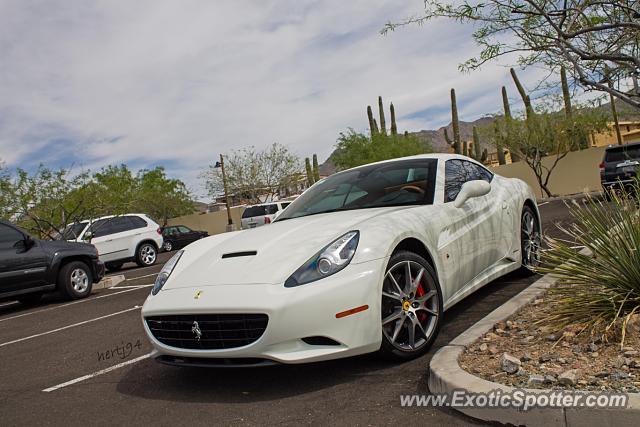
(203, 143, 301, 204)
(332, 130, 432, 171)
(135, 167, 194, 226)
(383, 0, 640, 109)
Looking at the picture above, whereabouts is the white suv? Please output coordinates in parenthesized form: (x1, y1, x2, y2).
(240, 202, 291, 229)
(62, 214, 164, 272)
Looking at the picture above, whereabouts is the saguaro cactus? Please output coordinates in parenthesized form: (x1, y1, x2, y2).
(305, 157, 314, 186)
(510, 68, 533, 119)
(560, 66, 573, 119)
(378, 96, 387, 136)
(312, 154, 320, 182)
(367, 106, 378, 135)
(473, 126, 481, 160)
(390, 102, 398, 136)
(450, 89, 462, 154)
(501, 86, 516, 163)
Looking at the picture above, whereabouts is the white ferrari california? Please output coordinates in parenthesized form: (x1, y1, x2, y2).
(141, 154, 541, 366)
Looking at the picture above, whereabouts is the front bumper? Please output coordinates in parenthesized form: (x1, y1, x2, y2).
(141, 258, 387, 365)
(92, 258, 105, 283)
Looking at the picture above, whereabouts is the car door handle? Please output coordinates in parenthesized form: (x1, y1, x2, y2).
(105, 239, 113, 242)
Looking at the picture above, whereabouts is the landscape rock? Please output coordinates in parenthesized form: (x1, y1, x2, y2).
(520, 352, 532, 362)
(588, 343, 599, 352)
(539, 353, 558, 363)
(545, 334, 558, 342)
(623, 350, 638, 357)
(479, 343, 488, 352)
(527, 375, 545, 386)
(558, 369, 581, 386)
(500, 353, 522, 374)
(611, 371, 630, 381)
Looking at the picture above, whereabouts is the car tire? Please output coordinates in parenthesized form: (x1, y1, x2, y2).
(105, 262, 124, 272)
(136, 242, 157, 267)
(379, 250, 443, 362)
(520, 205, 541, 274)
(17, 292, 43, 306)
(163, 240, 173, 252)
(58, 261, 93, 300)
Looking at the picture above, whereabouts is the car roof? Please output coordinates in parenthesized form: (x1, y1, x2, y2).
(332, 153, 486, 174)
(66, 213, 149, 226)
(605, 141, 640, 151)
(246, 202, 281, 207)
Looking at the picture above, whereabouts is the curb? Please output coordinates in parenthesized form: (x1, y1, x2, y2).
(93, 274, 125, 291)
(428, 261, 640, 426)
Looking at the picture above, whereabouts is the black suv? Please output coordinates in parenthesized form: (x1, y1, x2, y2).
(600, 142, 640, 192)
(0, 220, 105, 305)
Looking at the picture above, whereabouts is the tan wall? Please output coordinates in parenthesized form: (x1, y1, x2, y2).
(490, 146, 606, 199)
(166, 206, 246, 235)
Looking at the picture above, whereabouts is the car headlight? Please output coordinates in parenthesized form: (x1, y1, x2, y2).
(151, 250, 184, 295)
(284, 231, 359, 288)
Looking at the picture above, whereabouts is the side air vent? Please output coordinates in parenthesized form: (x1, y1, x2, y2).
(221, 251, 258, 259)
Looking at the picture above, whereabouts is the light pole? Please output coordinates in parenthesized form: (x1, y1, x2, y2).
(215, 154, 235, 231)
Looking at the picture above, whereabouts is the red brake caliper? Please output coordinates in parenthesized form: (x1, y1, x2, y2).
(415, 279, 428, 323)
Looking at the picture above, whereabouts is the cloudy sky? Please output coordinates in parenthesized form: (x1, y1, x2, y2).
(0, 0, 544, 200)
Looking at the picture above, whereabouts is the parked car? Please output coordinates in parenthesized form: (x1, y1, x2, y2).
(240, 202, 291, 229)
(142, 154, 540, 366)
(63, 214, 163, 272)
(600, 141, 640, 192)
(0, 219, 105, 305)
(161, 225, 208, 252)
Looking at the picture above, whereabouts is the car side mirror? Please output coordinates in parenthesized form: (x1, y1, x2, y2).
(454, 180, 491, 208)
(83, 231, 93, 240)
(24, 234, 35, 248)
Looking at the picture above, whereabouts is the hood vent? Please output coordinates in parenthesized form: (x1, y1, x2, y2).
(221, 251, 258, 259)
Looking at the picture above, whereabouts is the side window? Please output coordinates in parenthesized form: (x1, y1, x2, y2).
(108, 217, 134, 234)
(0, 224, 24, 248)
(128, 216, 148, 229)
(280, 203, 290, 210)
(88, 219, 113, 238)
(177, 226, 191, 233)
(265, 205, 279, 215)
(444, 160, 493, 202)
(444, 160, 472, 202)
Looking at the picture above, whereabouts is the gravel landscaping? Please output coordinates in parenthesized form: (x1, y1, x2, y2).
(459, 288, 640, 393)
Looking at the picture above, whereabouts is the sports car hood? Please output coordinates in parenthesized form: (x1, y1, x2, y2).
(164, 207, 406, 289)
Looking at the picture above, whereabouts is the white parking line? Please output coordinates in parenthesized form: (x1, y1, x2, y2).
(0, 287, 145, 323)
(112, 284, 153, 289)
(43, 353, 152, 392)
(120, 272, 158, 281)
(0, 306, 141, 348)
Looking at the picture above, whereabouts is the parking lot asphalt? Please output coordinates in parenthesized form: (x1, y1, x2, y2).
(0, 199, 574, 426)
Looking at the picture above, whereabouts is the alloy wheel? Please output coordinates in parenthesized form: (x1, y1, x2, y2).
(70, 268, 89, 293)
(163, 241, 173, 252)
(141, 244, 157, 265)
(381, 260, 439, 352)
(521, 209, 541, 269)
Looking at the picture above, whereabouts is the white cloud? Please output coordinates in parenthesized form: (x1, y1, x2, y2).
(0, 0, 548, 199)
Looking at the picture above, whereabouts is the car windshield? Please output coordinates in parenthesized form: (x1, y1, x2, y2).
(277, 159, 437, 221)
(605, 146, 640, 163)
(61, 222, 88, 240)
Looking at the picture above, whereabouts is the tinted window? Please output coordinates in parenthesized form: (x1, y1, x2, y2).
(177, 226, 191, 233)
(277, 159, 437, 221)
(280, 202, 291, 209)
(264, 204, 278, 215)
(128, 216, 148, 229)
(0, 224, 24, 247)
(605, 146, 640, 163)
(109, 217, 134, 234)
(242, 206, 267, 218)
(62, 222, 88, 240)
(88, 219, 114, 238)
(444, 159, 493, 203)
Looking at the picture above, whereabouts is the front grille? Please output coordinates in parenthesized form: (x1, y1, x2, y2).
(145, 314, 268, 350)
